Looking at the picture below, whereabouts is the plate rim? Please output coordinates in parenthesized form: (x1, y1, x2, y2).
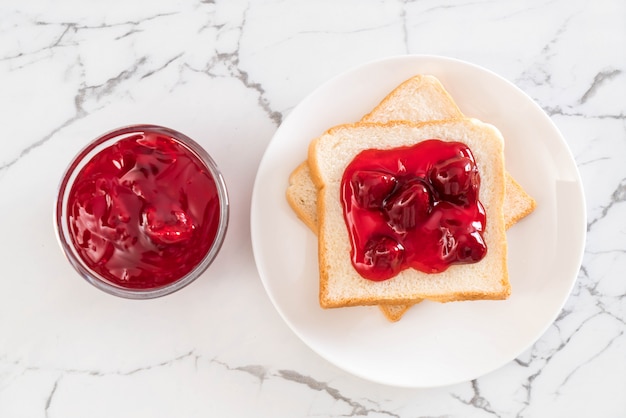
(250, 54, 587, 388)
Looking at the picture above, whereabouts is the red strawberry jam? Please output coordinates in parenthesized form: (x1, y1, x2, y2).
(341, 140, 486, 281)
(65, 129, 222, 290)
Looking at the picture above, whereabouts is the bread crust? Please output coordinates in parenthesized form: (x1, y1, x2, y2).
(309, 119, 510, 308)
(504, 173, 537, 229)
(361, 74, 463, 123)
(286, 162, 318, 232)
(378, 303, 414, 322)
(286, 75, 530, 319)
(286, 75, 535, 235)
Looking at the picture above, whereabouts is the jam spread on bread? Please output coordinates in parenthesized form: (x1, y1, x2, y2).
(341, 140, 487, 281)
(66, 132, 221, 289)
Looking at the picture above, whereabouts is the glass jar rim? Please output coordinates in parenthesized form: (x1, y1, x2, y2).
(54, 124, 229, 299)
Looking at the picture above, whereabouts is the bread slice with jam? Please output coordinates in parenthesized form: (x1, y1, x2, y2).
(286, 75, 535, 237)
(308, 119, 510, 308)
(287, 75, 532, 320)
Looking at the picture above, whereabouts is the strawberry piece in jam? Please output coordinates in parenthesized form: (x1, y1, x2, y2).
(341, 140, 487, 281)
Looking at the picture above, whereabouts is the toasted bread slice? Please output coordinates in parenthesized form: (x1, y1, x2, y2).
(309, 119, 510, 308)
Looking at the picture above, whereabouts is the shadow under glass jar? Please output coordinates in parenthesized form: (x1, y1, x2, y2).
(55, 125, 229, 299)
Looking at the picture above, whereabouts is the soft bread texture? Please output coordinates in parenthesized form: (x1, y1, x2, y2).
(286, 164, 526, 319)
(285, 75, 465, 320)
(287, 75, 463, 233)
(378, 303, 413, 322)
(286, 154, 534, 232)
(503, 175, 537, 229)
(286, 75, 533, 320)
(286, 75, 535, 235)
(287, 162, 320, 233)
(308, 119, 510, 308)
(361, 74, 464, 123)
(364, 79, 536, 229)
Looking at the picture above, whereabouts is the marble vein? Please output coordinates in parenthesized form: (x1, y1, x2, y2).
(5, 351, 405, 418)
(11, 350, 197, 418)
(180, 41, 283, 125)
(587, 177, 626, 231)
(276, 370, 400, 418)
(123, 350, 197, 376)
(32, 12, 180, 37)
(555, 329, 624, 394)
(44, 377, 60, 418)
(579, 69, 622, 105)
(515, 369, 542, 418)
(406, 0, 500, 14)
(141, 53, 184, 80)
(2, 13, 179, 69)
(514, 12, 577, 90)
(0, 0, 625, 416)
(209, 359, 400, 417)
(1, 5, 287, 174)
(0, 13, 181, 172)
(0, 54, 149, 173)
(452, 380, 501, 418)
(3, 349, 198, 379)
(198, 3, 283, 126)
(232, 363, 269, 384)
(539, 13, 574, 60)
(543, 107, 626, 120)
(509, 296, 626, 417)
(399, 0, 410, 53)
(0, 115, 79, 174)
(540, 67, 626, 120)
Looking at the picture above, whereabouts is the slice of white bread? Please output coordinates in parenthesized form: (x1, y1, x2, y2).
(287, 75, 466, 320)
(308, 119, 510, 308)
(288, 158, 534, 231)
(287, 75, 536, 235)
(287, 75, 533, 320)
(361, 76, 535, 231)
(377, 303, 413, 322)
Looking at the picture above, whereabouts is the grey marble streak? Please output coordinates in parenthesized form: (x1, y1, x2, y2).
(3, 344, 538, 418)
(0, 0, 625, 416)
(2, 351, 407, 418)
(21, 355, 536, 418)
(522, 64, 626, 416)
(0, 3, 281, 173)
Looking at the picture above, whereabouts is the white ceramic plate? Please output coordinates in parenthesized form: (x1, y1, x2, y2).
(250, 55, 586, 388)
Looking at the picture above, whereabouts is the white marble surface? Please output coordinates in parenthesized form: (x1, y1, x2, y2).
(0, 0, 623, 416)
